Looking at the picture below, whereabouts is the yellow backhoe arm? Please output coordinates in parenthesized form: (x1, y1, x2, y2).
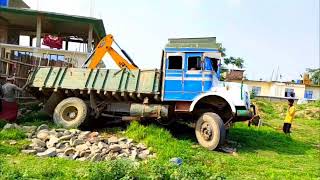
(88, 34, 138, 70)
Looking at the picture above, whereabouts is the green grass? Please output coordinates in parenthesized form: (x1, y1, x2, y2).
(0, 100, 319, 179)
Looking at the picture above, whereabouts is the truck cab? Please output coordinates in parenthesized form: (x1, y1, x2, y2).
(162, 37, 254, 149)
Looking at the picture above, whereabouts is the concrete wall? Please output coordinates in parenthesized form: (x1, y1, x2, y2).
(229, 80, 320, 100)
(305, 86, 320, 100)
(270, 82, 305, 99)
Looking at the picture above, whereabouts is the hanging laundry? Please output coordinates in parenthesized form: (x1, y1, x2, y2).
(42, 35, 63, 49)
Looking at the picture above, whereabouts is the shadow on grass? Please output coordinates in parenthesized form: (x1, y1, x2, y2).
(16, 112, 52, 127)
(165, 122, 311, 155)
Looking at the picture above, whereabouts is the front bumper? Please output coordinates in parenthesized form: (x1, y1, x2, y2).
(235, 104, 259, 122)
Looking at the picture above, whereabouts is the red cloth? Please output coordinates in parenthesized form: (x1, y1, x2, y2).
(0, 100, 18, 122)
(42, 35, 63, 49)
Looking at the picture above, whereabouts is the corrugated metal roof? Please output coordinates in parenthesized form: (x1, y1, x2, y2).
(166, 37, 218, 49)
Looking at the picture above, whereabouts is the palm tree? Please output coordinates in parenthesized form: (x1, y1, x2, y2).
(234, 57, 244, 69)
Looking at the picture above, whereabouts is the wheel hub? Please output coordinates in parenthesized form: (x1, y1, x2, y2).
(200, 122, 213, 141)
(62, 106, 78, 121)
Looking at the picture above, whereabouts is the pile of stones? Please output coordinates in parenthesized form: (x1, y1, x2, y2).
(2, 123, 155, 162)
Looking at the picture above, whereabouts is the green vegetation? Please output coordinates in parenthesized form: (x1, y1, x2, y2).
(0, 100, 319, 179)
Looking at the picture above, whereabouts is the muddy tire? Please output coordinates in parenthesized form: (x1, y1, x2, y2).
(195, 112, 225, 150)
(53, 97, 88, 129)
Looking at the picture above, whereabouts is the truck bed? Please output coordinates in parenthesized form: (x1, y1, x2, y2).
(27, 67, 161, 101)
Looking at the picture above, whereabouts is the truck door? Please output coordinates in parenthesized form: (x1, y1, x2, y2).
(163, 53, 184, 100)
(184, 52, 205, 100)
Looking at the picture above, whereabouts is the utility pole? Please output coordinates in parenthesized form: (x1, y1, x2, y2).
(90, 0, 94, 17)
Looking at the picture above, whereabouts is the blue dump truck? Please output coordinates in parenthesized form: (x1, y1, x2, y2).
(27, 37, 256, 150)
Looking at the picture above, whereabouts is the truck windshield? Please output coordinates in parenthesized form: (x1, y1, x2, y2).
(188, 56, 202, 70)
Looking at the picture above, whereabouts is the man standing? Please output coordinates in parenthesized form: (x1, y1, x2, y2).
(0, 77, 26, 122)
(283, 99, 296, 135)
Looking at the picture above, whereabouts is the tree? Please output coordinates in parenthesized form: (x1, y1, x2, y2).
(234, 57, 244, 69)
(217, 43, 226, 57)
(307, 68, 320, 85)
(224, 56, 244, 69)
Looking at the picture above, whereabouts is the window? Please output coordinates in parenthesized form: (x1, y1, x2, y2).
(43, 54, 65, 61)
(57, 55, 65, 61)
(168, 56, 182, 69)
(11, 50, 33, 61)
(304, 90, 313, 99)
(188, 56, 201, 70)
(252, 86, 261, 96)
(285, 88, 295, 97)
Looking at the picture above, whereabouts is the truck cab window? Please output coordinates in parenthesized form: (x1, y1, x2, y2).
(188, 56, 201, 70)
(211, 58, 219, 72)
(168, 56, 182, 69)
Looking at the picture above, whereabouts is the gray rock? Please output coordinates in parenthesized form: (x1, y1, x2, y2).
(56, 148, 67, 153)
(79, 150, 91, 157)
(141, 149, 150, 155)
(59, 134, 73, 141)
(21, 149, 37, 155)
(109, 144, 121, 152)
(3, 123, 20, 130)
(117, 153, 128, 158)
(127, 138, 134, 144)
(2, 123, 14, 130)
(55, 128, 67, 132)
(90, 153, 102, 162)
(89, 132, 99, 137)
(37, 124, 49, 131)
(9, 140, 17, 145)
(77, 157, 87, 161)
(98, 142, 107, 149)
(33, 147, 46, 152)
(57, 153, 66, 158)
(108, 136, 118, 144)
(78, 131, 91, 139)
(75, 144, 89, 152)
(31, 138, 46, 147)
(138, 153, 148, 160)
(137, 143, 147, 150)
(118, 137, 127, 142)
(46, 136, 60, 148)
(21, 126, 37, 133)
(119, 143, 129, 149)
(130, 149, 138, 161)
(36, 147, 56, 157)
(69, 129, 81, 134)
(36, 130, 50, 141)
(85, 141, 92, 146)
(90, 144, 101, 153)
(70, 138, 84, 147)
(100, 148, 110, 156)
(64, 148, 76, 156)
(63, 130, 71, 135)
(72, 151, 80, 160)
(121, 149, 130, 155)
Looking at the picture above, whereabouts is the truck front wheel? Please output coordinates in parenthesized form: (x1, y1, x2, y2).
(53, 97, 88, 129)
(195, 112, 225, 150)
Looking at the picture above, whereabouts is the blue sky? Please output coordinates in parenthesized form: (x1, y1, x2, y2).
(24, 0, 319, 81)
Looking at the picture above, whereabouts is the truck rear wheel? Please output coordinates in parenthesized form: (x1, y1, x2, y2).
(195, 112, 225, 150)
(53, 97, 88, 129)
